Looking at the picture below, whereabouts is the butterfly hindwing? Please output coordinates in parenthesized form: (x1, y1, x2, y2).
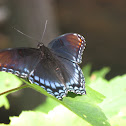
(28, 51, 68, 99)
(57, 56, 86, 95)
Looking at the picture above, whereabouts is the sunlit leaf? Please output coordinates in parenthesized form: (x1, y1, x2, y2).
(0, 72, 22, 109)
(90, 74, 126, 118)
(5, 106, 90, 126)
(21, 79, 110, 126)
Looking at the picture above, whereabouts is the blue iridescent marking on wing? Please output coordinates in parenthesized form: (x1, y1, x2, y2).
(45, 80, 50, 87)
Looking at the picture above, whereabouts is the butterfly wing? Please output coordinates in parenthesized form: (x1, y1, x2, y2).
(28, 55, 68, 99)
(57, 57, 86, 95)
(28, 54, 86, 99)
(48, 33, 86, 64)
(48, 33, 86, 98)
(0, 48, 41, 78)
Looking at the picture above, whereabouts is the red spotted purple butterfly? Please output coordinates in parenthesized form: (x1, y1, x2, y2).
(0, 33, 86, 99)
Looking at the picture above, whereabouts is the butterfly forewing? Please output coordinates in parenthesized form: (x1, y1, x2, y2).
(0, 48, 41, 78)
(48, 33, 86, 64)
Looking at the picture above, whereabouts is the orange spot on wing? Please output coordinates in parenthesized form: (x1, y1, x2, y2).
(78, 38, 82, 43)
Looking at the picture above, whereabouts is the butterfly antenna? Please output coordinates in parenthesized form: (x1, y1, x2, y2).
(37, 20, 48, 48)
(12, 26, 39, 42)
(40, 20, 48, 43)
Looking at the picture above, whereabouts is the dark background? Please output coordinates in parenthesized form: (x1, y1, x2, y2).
(0, 0, 125, 124)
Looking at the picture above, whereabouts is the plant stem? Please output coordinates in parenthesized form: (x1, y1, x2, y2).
(0, 84, 29, 96)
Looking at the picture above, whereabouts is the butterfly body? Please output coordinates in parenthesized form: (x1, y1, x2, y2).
(0, 33, 86, 99)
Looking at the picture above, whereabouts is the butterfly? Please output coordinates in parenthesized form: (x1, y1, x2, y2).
(0, 33, 86, 99)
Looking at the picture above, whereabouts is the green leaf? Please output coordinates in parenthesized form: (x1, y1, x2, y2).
(35, 86, 105, 113)
(88, 67, 126, 125)
(22, 79, 110, 126)
(0, 124, 8, 126)
(109, 107, 126, 126)
(82, 64, 92, 84)
(0, 72, 22, 109)
(0, 65, 111, 126)
(3, 106, 91, 126)
(91, 67, 110, 80)
(0, 96, 9, 110)
(90, 74, 126, 119)
(34, 97, 60, 113)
